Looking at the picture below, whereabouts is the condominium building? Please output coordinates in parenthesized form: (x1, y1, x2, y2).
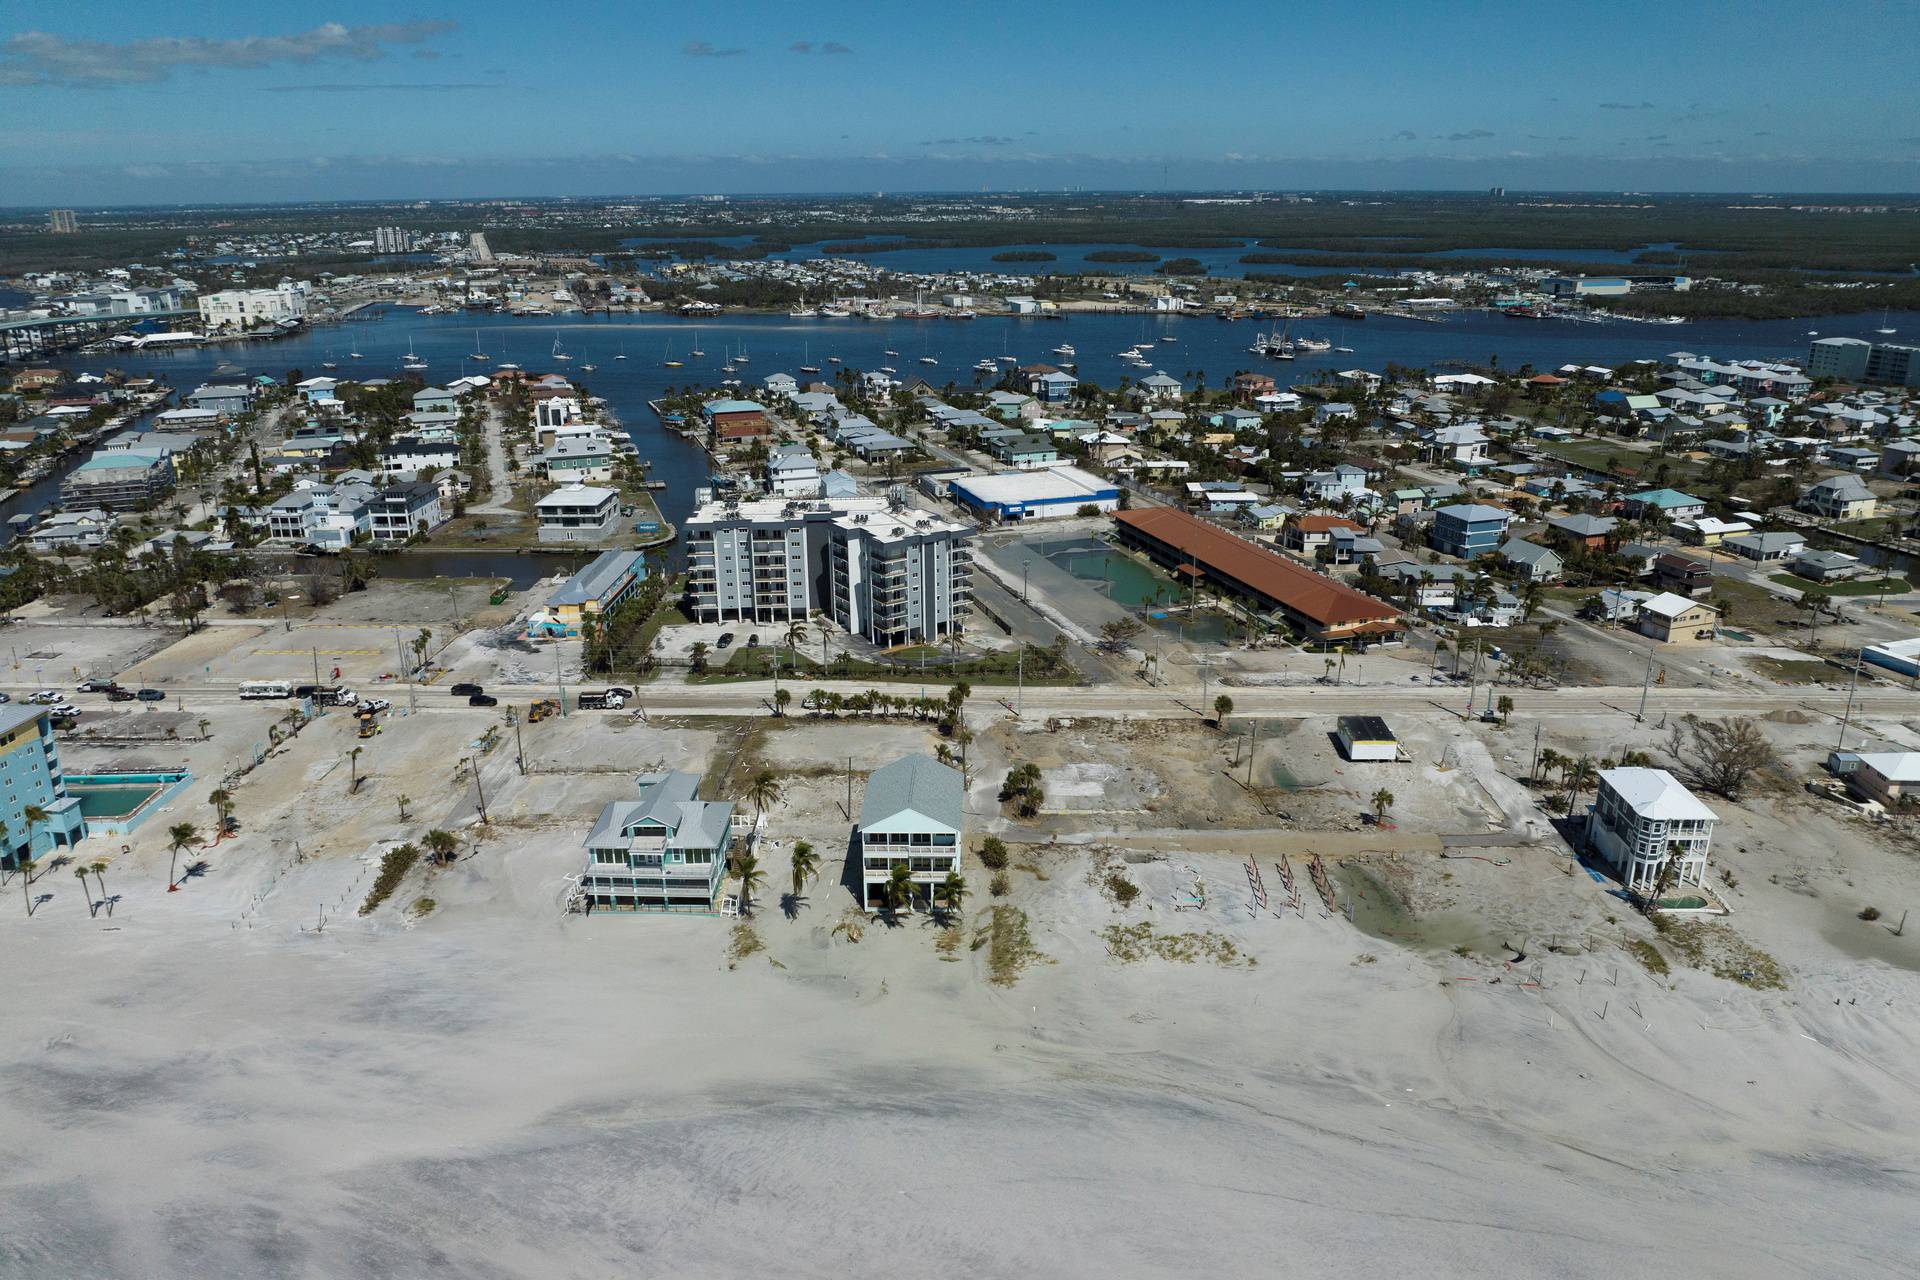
(1807, 336, 1920, 388)
(535, 484, 620, 543)
(47, 209, 78, 235)
(196, 283, 308, 333)
(1586, 767, 1716, 893)
(0, 705, 87, 864)
(59, 450, 175, 510)
(684, 495, 971, 644)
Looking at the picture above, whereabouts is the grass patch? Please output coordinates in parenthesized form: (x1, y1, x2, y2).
(1770, 573, 1910, 597)
(1625, 938, 1669, 976)
(935, 927, 964, 961)
(1654, 920, 1786, 989)
(360, 845, 420, 916)
(1099, 921, 1253, 967)
(727, 922, 765, 967)
(976, 905, 1048, 986)
(1104, 870, 1140, 907)
(1014, 861, 1051, 881)
(409, 896, 436, 917)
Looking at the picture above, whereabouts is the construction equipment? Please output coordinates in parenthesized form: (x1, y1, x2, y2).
(527, 698, 559, 723)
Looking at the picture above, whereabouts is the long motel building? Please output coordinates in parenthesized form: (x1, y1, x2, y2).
(684, 494, 972, 646)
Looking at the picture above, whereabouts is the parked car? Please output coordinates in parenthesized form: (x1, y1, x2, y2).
(746, 634, 760, 648)
(0, 692, 10, 705)
(450, 682, 483, 697)
(50, 702, 81, 717)
(136, 688, 166, 702)
(107, 688, 137, 702)
(467, 693, 499, 707)
(28, 690, 59, 704)
(77, 679, 118, 693)
(716, 632, 735, 649)
(357, 698, 392, 715)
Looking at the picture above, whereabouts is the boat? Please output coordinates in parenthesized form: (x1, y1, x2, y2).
(819, 306, 853, 318)
(321, 349, 338, 370)
(974, 358, 999, 374)
(1334, 346, 1354, 354)
(581, 361, 598, 372)
(552, 334, 572, 362)
(734, 345, 749, 363)
(1876, 307, 1896, 335)
(799, 342, 820, 374)
(468, 329, 490, 362)
(1159, 335, 1177, 343)
(1330, 304, 1367, 320)
(688, 329, 705, 358)
(878, 365, 896, 374)
(348, 349, 364, 359)
(883, 348, 900, 357)
(402, 336, 427, 371)
(918, 355, 939, 366)
(828, 355, 841, 364)
(1294, 334, 1331, 352)
(1052, 343, 1076, 357)
(662, 340, 683, 368)
(615, 343, 628, 360)
(789, 307, 819, 318)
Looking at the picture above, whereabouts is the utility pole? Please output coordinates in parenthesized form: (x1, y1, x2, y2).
(468, 756, 489, 824)
(554, 642, 567, 718)
(311, 646, 321, 688)
(1245, 721, 1258, 787)
(1530, 722, 1542, 784)
(512, 710, 525, 776)
(1636, 648, 1656, 724)
(1836, 649, 1864, 750)
(1016, 649, 1024, 718)
(396, 629, 416, 712)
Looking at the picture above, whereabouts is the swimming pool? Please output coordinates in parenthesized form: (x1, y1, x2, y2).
(66, 770, 193, 836)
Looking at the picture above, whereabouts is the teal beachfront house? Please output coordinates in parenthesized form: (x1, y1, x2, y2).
(581, 771, 737, 911)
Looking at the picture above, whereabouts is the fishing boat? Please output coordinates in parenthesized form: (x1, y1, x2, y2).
(468, 329, 490, 362)
(551, 334, 572, 362)
(1294, 334, 1332, 352)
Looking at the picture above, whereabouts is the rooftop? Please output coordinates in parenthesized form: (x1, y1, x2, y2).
(1600, 767, 1718, 822)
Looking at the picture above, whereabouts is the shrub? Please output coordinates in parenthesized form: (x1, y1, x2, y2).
(1858, 905, 1882, 921)
(1105, 871, 1140, 907)
(978, 836, 1010, 870)
(989, 871, 1011, 897)
(361, 844, 420, 915)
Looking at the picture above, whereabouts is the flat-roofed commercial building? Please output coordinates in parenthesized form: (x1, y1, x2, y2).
(1114, 507, 1399, 645)
(948, 465, 1120, 521)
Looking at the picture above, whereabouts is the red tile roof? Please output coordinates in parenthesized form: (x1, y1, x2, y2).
(1116, 508, 1398, 631)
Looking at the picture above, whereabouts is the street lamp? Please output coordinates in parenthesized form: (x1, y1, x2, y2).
(1022, 558, 1030, 605)
(279, 592, 301, 633)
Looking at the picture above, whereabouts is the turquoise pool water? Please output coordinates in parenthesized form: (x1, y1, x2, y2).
(74, 786, 163, 819)
(65, 770, 192, 835)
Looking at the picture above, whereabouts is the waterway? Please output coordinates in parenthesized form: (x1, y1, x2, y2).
(43, 304, 1920, 543)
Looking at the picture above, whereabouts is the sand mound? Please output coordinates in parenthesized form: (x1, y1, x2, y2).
(1765, 708, 1813, 723)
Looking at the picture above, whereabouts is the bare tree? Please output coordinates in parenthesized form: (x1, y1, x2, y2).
(1664, 715, 1776, 799)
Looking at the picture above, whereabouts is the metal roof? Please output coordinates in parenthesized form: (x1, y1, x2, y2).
(860, 754, 962, 835)
(1599, 768, 1718, 822)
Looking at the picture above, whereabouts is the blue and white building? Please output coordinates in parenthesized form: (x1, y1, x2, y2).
(1429, 503, 1511, 559)
(581, 771, 738, 911)
(948, 465, 1120, 521)
(0, 705, 87, 864)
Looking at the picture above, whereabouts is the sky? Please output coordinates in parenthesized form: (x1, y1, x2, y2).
(2, 0, 1918, 205)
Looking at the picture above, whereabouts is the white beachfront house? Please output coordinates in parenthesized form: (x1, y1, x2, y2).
(857, 753, 963, 911)
(1585, 767, 1717, 894)
(581, 771, 736, 911)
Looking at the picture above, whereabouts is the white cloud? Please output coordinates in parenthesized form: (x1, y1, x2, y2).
(0, 21, 456, 87)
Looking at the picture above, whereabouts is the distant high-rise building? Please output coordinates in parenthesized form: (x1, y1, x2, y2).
(1807, 336, 1920, 387)
(1488, 187, 1506, 198)
(372, 226, 413, 253)
(47, 209, 78, 234)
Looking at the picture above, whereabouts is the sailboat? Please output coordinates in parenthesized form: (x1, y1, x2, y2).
(551, 334, 572, 363)
(799, 342, 820, 374)
(348, 348, 364, 359)
(468, 329, 490, 362)
(402, 337, 427, 371)
(688, 328, 705, 358)
(734, 343, 749, 364)
(321, 349, 338, 370)
(662, 340, 683, 369)
(1333, 327, 1353, 354)
(1876, 307, 1896, 335)
(883, 348, 900, 357)
(580, 352, 597, 371)
(614, 343, 628, 361)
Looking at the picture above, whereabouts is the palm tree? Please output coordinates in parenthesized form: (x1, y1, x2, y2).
(940, 870, 969, 921)
(1213, 693, 1234, 727)
(422, 829, 459, 866)
(1371, 788, 1394, 823)
(90, 859, 109, 907)
(747, 769, 782, 820)
(784, 617, 808, 667)
(789, 840, 819, 902)
(396, 794, 412, 822)
(773, 687, 792, 717)
(348, 746, 364, 792)
(887, 861, 916, 917)
(19, 804, 49, 856)
(734, 851, 764, 915)
(689, 640, 710, 674)
(1564, 755, 1597, 819)
(166, 822, 200, 889)
(19, 856, 38, 915)
(74, 865, 93, 915)
(1496, 695, 1514, 725)
(207, 788, 234, 837)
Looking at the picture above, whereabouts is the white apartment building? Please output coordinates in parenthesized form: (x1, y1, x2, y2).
(684, 495, 971, 645)
(197, 283, 308, 332)
(1586, 767, 1717, 894)
(536, 484, 620, 543)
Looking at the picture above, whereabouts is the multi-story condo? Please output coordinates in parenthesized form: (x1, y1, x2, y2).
(857, 754, 963, 912)
(1807, 336, 1920, 388)
(684, 495, 971, 644)
(1586, 767, 1716, 893)
(1428, 503, 1511, 560)
(196, 283, 308, 333)
(581, 771, 737, 911)
(368, 481, 443, 543)
(59, 450, 175, 510)
(536, 484, 620, 543)
(0, 705, 87, 864)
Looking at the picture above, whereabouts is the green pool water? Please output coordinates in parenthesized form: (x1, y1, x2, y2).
(74, 785, 164, 819)
(1031, 536, 1175, 607)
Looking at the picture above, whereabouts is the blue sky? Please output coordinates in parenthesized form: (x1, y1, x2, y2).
(3, 0, 1917, 204)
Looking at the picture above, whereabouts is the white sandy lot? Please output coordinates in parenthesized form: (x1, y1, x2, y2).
(4, 705, 1920, 1279)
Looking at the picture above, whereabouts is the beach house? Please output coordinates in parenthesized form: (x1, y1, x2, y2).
(1586, 768, 1716, 894)
(581, 771, 737, 911)
(858, 754, 963, 913)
